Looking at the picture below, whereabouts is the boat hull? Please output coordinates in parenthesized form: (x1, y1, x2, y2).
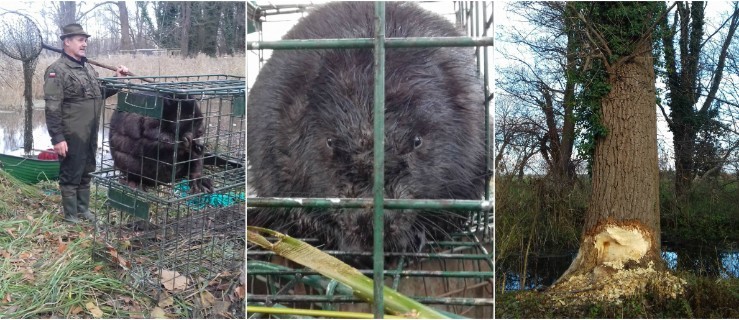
(0, 153, 59, 184)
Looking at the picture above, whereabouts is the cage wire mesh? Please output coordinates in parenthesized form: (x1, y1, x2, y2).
(246, 1, 493, 318)
(91, 75, 246, 317)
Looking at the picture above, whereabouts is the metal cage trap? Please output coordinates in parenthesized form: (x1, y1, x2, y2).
(91, 74, 246, 317)
(247, 2, 493, 318)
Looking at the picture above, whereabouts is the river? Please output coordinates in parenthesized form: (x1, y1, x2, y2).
(500, 246, 739, 291)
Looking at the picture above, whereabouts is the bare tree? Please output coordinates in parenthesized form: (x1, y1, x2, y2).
(658, 2, 739, 198)
(497, 2, 585, 182)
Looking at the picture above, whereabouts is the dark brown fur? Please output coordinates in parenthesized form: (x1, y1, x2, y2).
(110, 95, 213, 193)
(247, 2, 487, 265)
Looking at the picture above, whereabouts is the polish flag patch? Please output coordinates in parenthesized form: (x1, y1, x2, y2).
(49, 72, 56, 78)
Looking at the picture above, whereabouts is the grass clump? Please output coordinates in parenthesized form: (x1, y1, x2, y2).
(0, 170, 151, 318)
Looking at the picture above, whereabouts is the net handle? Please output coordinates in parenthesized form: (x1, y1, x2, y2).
(41, 43, 153, 83)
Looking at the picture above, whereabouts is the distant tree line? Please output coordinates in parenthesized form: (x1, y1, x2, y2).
(36, 1, 245, 57)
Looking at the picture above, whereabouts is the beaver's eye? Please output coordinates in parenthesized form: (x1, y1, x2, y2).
(413, 136, 422, 149)
(326, 138, 334, 149)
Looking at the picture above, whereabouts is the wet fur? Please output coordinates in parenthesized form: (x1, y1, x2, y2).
(110, 95, 213, 193)
(247, 2, 486, 265)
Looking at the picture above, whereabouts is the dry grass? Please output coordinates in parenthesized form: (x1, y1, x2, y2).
(0, 53, 245, 109)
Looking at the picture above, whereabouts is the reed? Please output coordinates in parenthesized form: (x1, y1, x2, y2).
(0, 53, 245, 110)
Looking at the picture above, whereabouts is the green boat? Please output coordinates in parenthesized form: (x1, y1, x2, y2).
(0, 152, 59, 184)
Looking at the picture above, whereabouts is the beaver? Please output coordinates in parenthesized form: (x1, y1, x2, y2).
(110, 94, 213, 194)
(247, 2, 487, 265)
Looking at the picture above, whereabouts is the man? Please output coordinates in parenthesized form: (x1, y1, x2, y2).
(44, 23, 129, 223)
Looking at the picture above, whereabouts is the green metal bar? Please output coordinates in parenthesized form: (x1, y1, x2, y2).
(246, 197, 492, 211)
(248, 269, 494, 278)
(372, 2, 386, 318)
(248, 261, 354, 295)
(247, 36, 494, 50)
(248, 250, 492, 260)
(247, 295, 494, 306)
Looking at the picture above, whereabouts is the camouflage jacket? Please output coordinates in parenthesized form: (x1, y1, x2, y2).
(43, 54, 117, 145)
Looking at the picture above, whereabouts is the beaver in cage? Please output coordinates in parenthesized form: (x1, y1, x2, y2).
(247, 2, 488, 266)
(110, 94, 214, 194)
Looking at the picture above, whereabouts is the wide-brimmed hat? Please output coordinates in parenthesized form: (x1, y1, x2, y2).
(59, 23, 91, 40)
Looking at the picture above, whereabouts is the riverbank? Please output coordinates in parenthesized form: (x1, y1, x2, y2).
(496, 174, 738, 318)
(496, 272, 738, 318)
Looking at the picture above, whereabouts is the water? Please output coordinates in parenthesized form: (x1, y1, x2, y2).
(0, 108, 109, 162)
(500, 246, 739, 291)
(0, 109, 54, 155)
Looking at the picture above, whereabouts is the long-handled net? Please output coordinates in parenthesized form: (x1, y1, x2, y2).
(0, 12, 43, 154)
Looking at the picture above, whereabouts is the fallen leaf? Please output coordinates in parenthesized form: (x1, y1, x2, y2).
(85, 301, 104, 318)
(106, 245, 131, 270)
(70, 306, 84, 315)
(235, 285, 245, 299)
(93, 265, 104, 272)
(160, 270, 188, 292)
(158, 295, 174, 308)
(4, 228, 15, 239)
(57, 241, 68, 254)
(18, 252, 31, 259)
(200, 291, 216, 308)
(4, 293, 11, 303)
(150, 307, 167, 319)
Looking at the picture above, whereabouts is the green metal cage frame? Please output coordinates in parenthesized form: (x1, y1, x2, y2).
(247, 2, 493, 318)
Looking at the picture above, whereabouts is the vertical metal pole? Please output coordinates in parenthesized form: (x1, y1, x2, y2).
(372, 1, 386, 318)
(483, 2, 491, 203)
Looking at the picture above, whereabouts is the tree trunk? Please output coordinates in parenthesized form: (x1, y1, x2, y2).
(118, 1, 133, 50)
(58, 2, 76, 30)
(180, 2, 191, 57)
(673, 126, 696, 197)
(549, 10, 684, 300)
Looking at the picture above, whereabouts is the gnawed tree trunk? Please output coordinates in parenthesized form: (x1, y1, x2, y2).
(549, 10, 684, 302)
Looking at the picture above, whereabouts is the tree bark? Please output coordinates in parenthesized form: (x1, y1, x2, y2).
(118, 1, 133, 50)
(58, 2, 76, 30)
(180, 2, 191, 57)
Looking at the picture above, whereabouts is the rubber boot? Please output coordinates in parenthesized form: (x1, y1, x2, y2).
(60, 185, 80, 224)
(76, 188, 95, 221)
